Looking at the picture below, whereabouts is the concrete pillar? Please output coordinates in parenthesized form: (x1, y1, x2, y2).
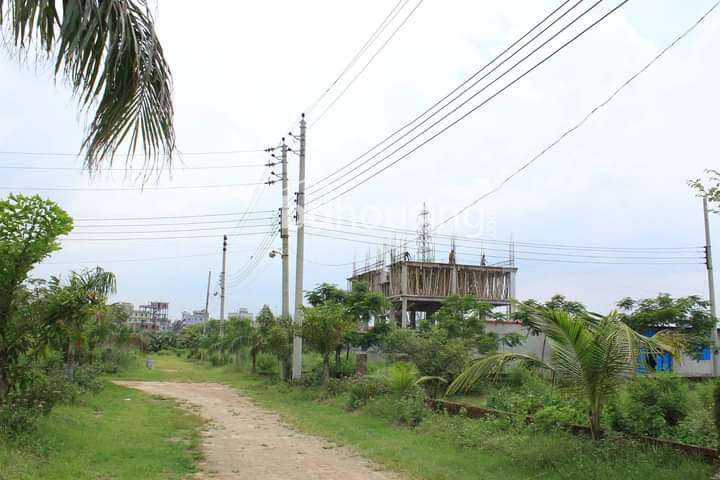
(356, 352, 368, 376)
(401, 298, 408, 328)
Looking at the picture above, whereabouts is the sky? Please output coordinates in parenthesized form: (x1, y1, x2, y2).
(1, 0, 719, 319)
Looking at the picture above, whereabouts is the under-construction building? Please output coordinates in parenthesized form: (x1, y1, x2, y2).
(347, 204, 517, 327)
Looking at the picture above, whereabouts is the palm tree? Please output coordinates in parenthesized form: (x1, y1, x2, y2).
(45, 267, 117, 377)
(0, 0, 174, 171)
(448, 307, 684, 440)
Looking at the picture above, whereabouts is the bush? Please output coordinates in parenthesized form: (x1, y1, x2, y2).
(347, 377, 388, 410)
(385, 362, 419, 396)
(330, 355, 356, 378)
(364, 390, 428, 427)
(324, 377, 349, 397)
(73, 364, 104, 394)
(255, 353, 277, 377)
(610, 374, 689, 437)
(0, 368, 79, 438)
(532, 404, 586, 432)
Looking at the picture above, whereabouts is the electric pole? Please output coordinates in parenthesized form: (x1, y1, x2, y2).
(203, 270, 211, 335)
(281, 139, 290, 319)
(703, 197, 718, 376)
(292, 114, 307, 380)
(220, 235, 227, 337)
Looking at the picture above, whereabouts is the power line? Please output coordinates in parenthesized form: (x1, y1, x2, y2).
(306, 214, 703, 253)
(62, 232, 269, 242)
(310, 0, 425, 128)
(306, 0, 629, 209)
(0, 149, 266, 157)
(73, 210, 274, 221)
(0, 163, 266, 171)
(303, 0, 407, 117)
(67, 224, 275, 235)
(305, 225, 705, 260)
(1, 181, 270, 192)
(434, 0, 720, 231)
(306, 0, 576, 194)
(73, 218, 275, 228)
(304, 229, 704, 266)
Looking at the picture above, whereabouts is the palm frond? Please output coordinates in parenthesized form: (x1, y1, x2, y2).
(1, 0, 174, 172)
(447, 352, 552, 396)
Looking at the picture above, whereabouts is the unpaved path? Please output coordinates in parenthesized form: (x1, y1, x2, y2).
(114, 381, 399, 480)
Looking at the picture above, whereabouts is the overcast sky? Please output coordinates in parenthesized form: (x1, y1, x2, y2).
(2, 0, 719, 319)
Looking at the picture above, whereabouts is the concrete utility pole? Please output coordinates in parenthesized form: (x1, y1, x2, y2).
(703, 197, 719, 376)
(281, 139, 290, 319)
(203, 270, 211, 335)
(220, 235, 227, 337)
(292, 114, 307, 380)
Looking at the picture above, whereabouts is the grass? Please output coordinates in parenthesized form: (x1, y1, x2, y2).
(0, 381, 202, 480)
(110, 352, 714, 480)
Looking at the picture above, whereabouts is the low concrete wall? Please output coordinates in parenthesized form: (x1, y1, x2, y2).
(426, 399, 718, 464)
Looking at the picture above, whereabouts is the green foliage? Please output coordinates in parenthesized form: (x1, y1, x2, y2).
(381, 324, 470, 385)
(617, 294, 714, 358)
(255, 353, 277, 377)
(347, 377, 389, 410)
(0, 0, 175, 171)
(450, 307, 684, 440)
(428, 295, 494, 340)
(609, 374, 689, 437)
(302, 303, 354, 381)
(689, 169, 720, 212)
(0, 194, 73, 398)
(715, 381, 720, 447)
(383, 362, 419, 397)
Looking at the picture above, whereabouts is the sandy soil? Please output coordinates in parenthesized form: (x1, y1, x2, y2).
(114, 381, 399, 480)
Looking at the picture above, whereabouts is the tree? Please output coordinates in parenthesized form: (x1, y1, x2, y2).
(43, 267, 117, 377)
(617, 294, 714, 358)
(514, 294, 587, 362)
(448, 306, 683, 440)
(0, 0, 175, 170)
(689, 169, 720, 213)
(305, 283, 347, 307)
(305, 282, 389, 364)
(0, 194, 73, 399)
(302, 303, 354, 382)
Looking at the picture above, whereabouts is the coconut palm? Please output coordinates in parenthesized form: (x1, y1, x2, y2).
(448, 307, 684, 440)
(0, 0, 174, 170)
(44, 267, 117, 376)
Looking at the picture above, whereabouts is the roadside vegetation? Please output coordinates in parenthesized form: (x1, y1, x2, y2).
(106, 281, 717, 478)
(0, 194, 202, 479)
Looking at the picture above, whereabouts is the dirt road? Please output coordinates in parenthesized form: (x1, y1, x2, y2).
(114, 381, 399, 480)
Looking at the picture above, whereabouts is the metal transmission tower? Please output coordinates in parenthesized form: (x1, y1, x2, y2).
(416, 202, 435, 262)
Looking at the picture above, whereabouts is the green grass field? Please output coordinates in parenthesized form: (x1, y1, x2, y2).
(107, 353, 714, 480)
(0, 380, 201, 480)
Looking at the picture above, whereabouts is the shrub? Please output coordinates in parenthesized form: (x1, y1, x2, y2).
(324, 377, 349, 397)
(395, 391, 428, 427)
(385, 362, 419, 396)
(347, 377, 388, 410)
(0, 368, 80, 438)
(330, 355, 356, 378)
(610, 374, 689, 437)
(255, 353, 277, 377)
(73, 364, 104, 394)
(714, 381, 720, 447)
(532, 404, 586, 432)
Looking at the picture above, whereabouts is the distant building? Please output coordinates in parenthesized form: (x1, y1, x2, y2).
(181, 309, 209, 326)
(127, 301, 171, 332)
(228, 307, 253, 322)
